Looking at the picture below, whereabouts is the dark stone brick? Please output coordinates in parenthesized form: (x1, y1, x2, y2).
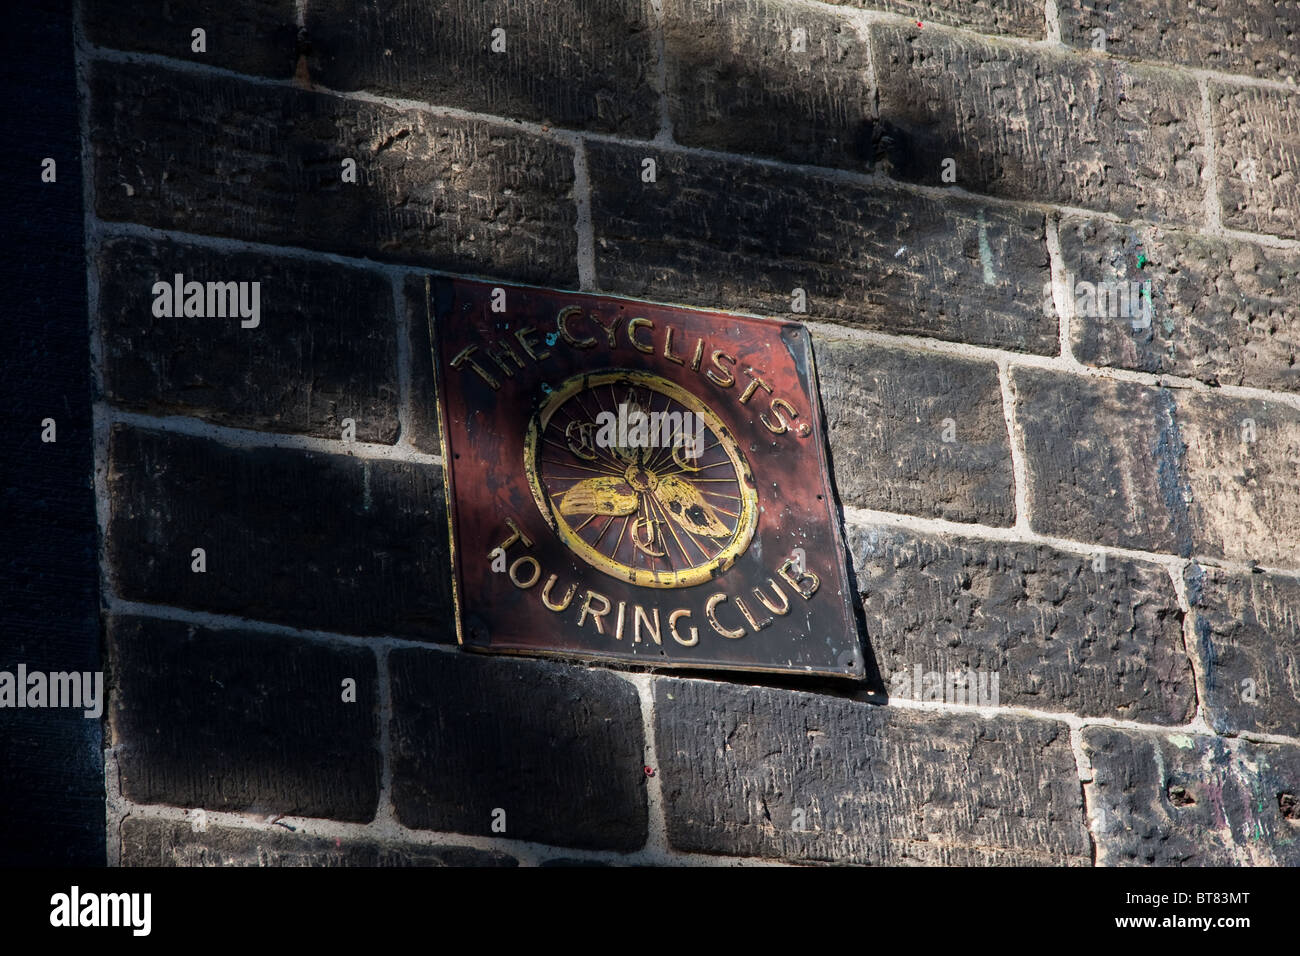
(816, 338, 1015, 524)
(1084, 728, 1300, 865)
(1213, 83, 1300, 240)
(105, 425, 455, 639)
(305, 0, 658, 136)
(96, 234, 400, 441)
(848, 524, 1194, 723)
(1060, 216, 1300, 393)
(108, 615, 380, 821)
(389, 649, 647, 852)
(829, 0, 1043, 37)
(588, 140, 1055, 354)
(1015, 369, 1300, 565)
(120, 817, 517, 866)
(1059, 0, 1300, 84)
(403, 273, 442, 455)
(83, 0, 299, 79)
(664, 0, 873, 170)
(90, 60, 577, 285)
(1013, 370, 1194, 556)
(872, 25, 1204, 223)
(654, 678, 1090, 864)
(1173, 390, 1300, 568)
(1185, 565, 1300, 738)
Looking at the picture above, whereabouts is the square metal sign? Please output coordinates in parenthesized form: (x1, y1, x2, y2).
(426, 276, 864, 680)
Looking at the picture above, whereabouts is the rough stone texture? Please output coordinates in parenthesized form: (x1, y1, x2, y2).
(848, 523, 1195, 723)
(1014, 370, 1300, 566)
(815, 338, 1015, 524)
(1213, 83, 1300, 241)
(872, 25, 1204, 223)
(1085, 728, 1300, 865)
(827, 0, 1043, 37)
(588, 140, 1056, 354)
(306, 0, 658, 136)
(121, 818, 517, 866)
(389, 649, 648, 852)
(1174, 390, 1300, 568)
(1059, 216, 1300, 393)
(105, 425, 456, 639)
(654, 678, 1091, 864)
(664, 0, 873, 170)
(1014, 369, 1194, 555)
(82, 0, 300, 79)
(108, 615, 380, 821)
(1185, 565, 1300, 738)
(1059, 0, 1300, 85)
(403, 273, 442, 455)
(90, 61, 578, 285)
(96, 234, 400, 441)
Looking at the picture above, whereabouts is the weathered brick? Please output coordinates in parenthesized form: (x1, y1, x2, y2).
(848, 523, 1194, 723)
(107, 615, 380, 821)
(306, 0, 658, 136)
(120, 818, 516, 866)
(105, 425, 455, 639)
(1084, 728, 1300, 865)
(872, 25, 1204, 223)
(1015, 370, 1300, 565)
(403, 273, 442, 455)
(83, 0, 299, 79)
(389, 649, 647, 852)
(1213, 83, 1300, 240)
(654, 678, 1090, 864)
(1186, 565, 1300, 738)
(1174, 390, 1300, 567)
(829, 0, 1043, 37)
(1060, 216, 1300, 392)
(1059, 0, 1300, 85)
(664, 0, 873, 170)
(90, 60, 577, 284)
(816, 338, 1015, 524)
(96, 234, 399, 441)
(588, 140, 1056, 353)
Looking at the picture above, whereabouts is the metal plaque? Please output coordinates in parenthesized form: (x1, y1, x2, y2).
(427, 276, 864, 680)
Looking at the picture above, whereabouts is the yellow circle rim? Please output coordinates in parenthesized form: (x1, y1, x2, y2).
(525, 370, 758, 588)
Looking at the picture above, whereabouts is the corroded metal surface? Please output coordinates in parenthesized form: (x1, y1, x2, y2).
(428, 276, 864, 679)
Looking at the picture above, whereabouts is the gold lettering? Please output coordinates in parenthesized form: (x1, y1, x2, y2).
(614, 600, 627, 640)
(706, 592, 745, 639)
(663, 326, 686, 365)
(541, 574, 577, 611)
(753, 579, 790, 616)
(669, 608, 699, 647)
(690, 338, 705, 371)
(761, 397, 798, 435)
(508, 556, 541, 589)
(557, 306, 596, 348)
(514, 325, 550, 361)
(592, 312, 623, 348)
(735, 596, 772, 632)
(706, 350, 737, 388)
(577, 590, 612, 634)
(778, 559, 820, 599)
(451, 345, 500, 389)
(627, 317, 654, 353)
(633, 605, 662, 645)
(738, 368, 773, 405)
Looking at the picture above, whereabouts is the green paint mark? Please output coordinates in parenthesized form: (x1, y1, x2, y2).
(1137, 253, 1148, 269)
(1168, 734, 1195, 750)
(977, 210, 996, 286)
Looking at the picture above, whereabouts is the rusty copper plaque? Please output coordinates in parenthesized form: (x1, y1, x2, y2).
(426, 276, 864, 680)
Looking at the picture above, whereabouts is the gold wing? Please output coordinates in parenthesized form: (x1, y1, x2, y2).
(654, 474, 731, 538)
(558, 476, 638, 516)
